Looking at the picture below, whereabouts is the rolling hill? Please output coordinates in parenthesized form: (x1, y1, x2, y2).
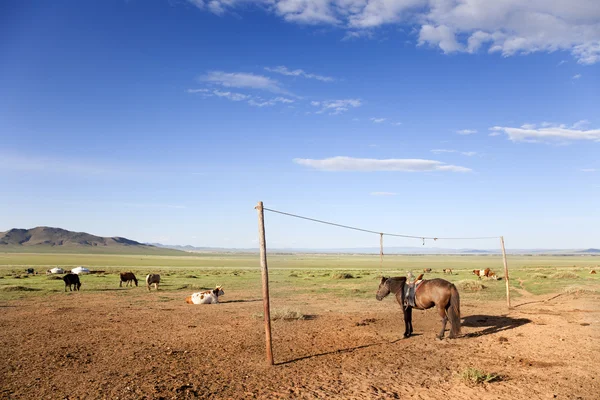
(0, 227, 185, 255)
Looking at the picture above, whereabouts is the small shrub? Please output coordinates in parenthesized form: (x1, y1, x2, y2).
(289, 272, 299, 278)
(460, 368, 500, 385)
(255, 309, 308, 321)
(456, 280, 486, 292)
(331, 272, 354, 279)
(532, 273, 547, 279)
(0, 285, 40, 292)
(550, 272, 578, 279)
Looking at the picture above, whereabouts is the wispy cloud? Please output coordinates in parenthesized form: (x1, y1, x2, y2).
(370, 117, 386, 123)
(490, 122, 600, 143)
(293, 156, 471, 172)
(572, 73, 582, 79)
(370, 192, 397, 196)
(264, 66, 334, 82)
(199, 71, 289, 94)
(187, 1, 600, 65)
(580, 168, 596, 172)
(188, 87, 293, 108)
(431, 149, 477, 156)
(248, 97, 295, 107)
(461, 151, 477, 156)
(456, 129, 477, 135)
(311, 99, 362, 115)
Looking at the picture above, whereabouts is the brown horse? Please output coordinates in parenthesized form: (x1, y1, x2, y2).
(376, 276, 461, 339)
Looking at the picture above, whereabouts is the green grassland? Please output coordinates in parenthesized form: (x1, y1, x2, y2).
(0, 252, 598, 302)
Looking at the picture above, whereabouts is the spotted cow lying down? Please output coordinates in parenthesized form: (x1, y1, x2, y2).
(185, 286, 224, 304)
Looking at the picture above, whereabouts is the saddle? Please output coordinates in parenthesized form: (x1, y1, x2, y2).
(404, 279, 424, 309)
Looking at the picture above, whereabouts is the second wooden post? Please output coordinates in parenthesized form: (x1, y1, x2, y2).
(256, 201, 274, 365)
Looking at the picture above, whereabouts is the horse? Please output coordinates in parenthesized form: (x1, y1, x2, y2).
(63, 273, 81, 292)
(376, 276, 461, 339)
(185, 286, 224, 304)
(423, 268, 432, 273)
(119, 272, 138, 287)
(146, 274, 160, 291)
(443, 268, 453, 274)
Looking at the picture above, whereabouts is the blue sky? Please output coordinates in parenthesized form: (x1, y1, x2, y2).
(1, 0, 599, 249)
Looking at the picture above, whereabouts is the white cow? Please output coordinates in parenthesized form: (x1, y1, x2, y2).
(185, 286, 224, 304)
(146, 274, 161, 291)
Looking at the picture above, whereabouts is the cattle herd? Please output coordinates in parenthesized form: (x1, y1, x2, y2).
(43, 268, 225, 304)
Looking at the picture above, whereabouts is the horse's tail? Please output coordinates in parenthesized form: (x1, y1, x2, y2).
(448, 284, 461, 337)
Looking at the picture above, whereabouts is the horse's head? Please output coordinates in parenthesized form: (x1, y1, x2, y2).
(376, 276, 391, 301)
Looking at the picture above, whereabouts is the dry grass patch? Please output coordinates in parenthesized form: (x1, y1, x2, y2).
(0, 285, 40, 292)
(460, 367, 501, 385)
(550, 272, 578, 279)
(456, 280, 486, 292)
(331, 272, 354, 279)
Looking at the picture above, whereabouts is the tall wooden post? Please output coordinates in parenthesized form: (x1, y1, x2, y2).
(256, 201, 274, 365)
(379, 233, 384, 275)
(500, 236, 511, 309)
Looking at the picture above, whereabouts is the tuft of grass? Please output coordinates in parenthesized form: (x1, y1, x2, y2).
(460, 368, 501, 385)
(47, 276, 63, 280)
(457, 280, 486, 292)
(254, 309, 308, 321)
(289, 272, 299, 277)
(0, 285, 41, 292)
(531, 273, 547, 279)
(331, 272, 354, 279)
(550, 272, 578, 279)
(563, 285, 599, 294)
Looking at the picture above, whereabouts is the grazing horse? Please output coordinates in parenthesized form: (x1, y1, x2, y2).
(120, 272, 138, 287)
(185, 286, 224, 304)
(423, 268, 432, 273)
(146, 274, 160, 291)
(63, 273, 81, 292)
(443, 268, 453, 274)
(376, 276, 461, 339)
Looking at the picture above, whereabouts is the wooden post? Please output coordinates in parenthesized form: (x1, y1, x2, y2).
(500, 236, 511, 309)
(379, 233, 384, 275)
(256, 201, 274, 365)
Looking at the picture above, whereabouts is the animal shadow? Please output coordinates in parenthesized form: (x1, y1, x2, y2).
(462, 314, 531, 337)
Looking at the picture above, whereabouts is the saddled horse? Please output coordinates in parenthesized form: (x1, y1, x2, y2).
(376, 276, 461, 339)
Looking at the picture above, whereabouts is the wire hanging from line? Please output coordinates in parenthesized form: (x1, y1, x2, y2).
(262, 207, 499, 241)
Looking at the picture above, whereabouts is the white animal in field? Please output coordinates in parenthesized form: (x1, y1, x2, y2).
(146, 274, 161, 291)
(71, 267, 90, 275)
(185, 286, 224, 304)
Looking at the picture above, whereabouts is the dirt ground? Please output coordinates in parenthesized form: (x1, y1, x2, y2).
(1, 289, 599, 400)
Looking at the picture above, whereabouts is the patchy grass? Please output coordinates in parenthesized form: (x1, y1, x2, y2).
(254, 309, 309, 321)
(0, 285, 41, 292)
(331, 272, 355, 279)
(460, 367, 501, 385)
(457, 280, 486, 292)
(550, 272, 578, 279)
(563, 285, 600, 294)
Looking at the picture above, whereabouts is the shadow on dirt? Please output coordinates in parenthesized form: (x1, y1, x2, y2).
(462, 314, 532, 337)
(277, 341, 385, 365)
(220, 299, 262, 304)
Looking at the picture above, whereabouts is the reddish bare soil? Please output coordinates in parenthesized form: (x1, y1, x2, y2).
(1, 290, 599, 399)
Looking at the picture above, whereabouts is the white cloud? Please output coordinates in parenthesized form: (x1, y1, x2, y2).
(213, 90, 250, 101)
(187, 0, 600, 64)
(248, 97, 295, 107)
(457, 129, 477, 135)
(199, 71, 288, 94)
(431, 149, 456, 154)
(312, 98, 362, 114)
(490, 123, 600, 143)
(264, 66, 334, 82)
(488, 131, 501, 137)
(392, 122, 402, 126)
(186, 88, 210, 93)
(461, 151, 477, 156)
(580, 168, 596, 172)
(572, 120, 590, 129)
(370, 117, 387, 123)
(293, 156, 471, 172)
(572, 73, 582, 79)
(370, 192, 397, 196)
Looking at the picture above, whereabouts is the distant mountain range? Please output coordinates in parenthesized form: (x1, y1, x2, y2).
(1, 227, 597, 256)
(150, 243, 600, 255)
(0, 227, 183, 255)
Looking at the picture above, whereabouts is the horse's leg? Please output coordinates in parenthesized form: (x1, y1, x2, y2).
(406, 307, 413, 336)
(403, 307, 412, 338)
(437, 305, 448, 339)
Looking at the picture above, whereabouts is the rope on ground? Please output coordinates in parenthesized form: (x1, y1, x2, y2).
(263, 207, 499, 241)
